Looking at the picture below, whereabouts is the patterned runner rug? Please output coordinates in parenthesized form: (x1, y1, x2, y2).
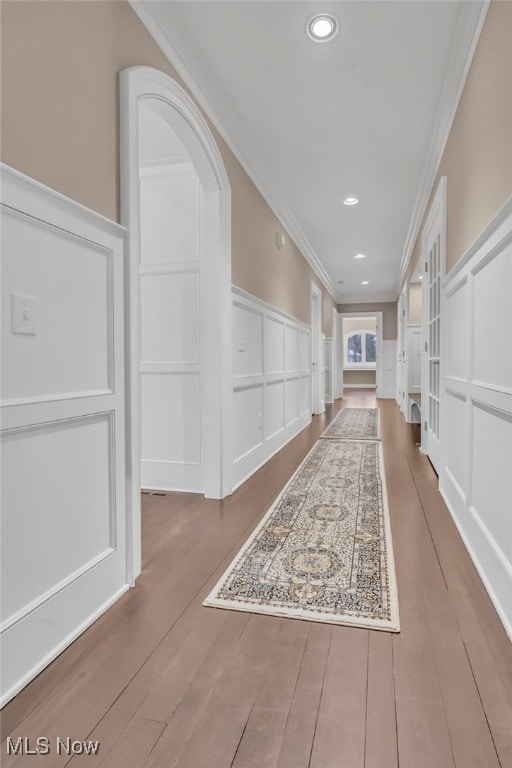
(320, 407, 381, 440)
(204, 439, 399, 632)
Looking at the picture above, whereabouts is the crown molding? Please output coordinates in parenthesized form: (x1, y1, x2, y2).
(129, 1, 336, 301)
(337, 292, 399, 305)
(397, 0, 490, 292)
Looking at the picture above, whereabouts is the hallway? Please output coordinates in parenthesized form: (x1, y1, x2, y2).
(2, 391, 511, 768)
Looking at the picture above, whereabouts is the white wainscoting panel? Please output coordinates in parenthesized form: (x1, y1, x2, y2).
(232, 287, 311, 489)
(0, 165, 128, 707)
(139, 167, 199, 264)
(440, 199, 512, 639)
(139, 165, 203, 492)
(382, 340, 398, 399)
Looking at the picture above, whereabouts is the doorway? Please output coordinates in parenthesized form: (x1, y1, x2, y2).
(338, 311, 383, 398)
(120, 67, 232, 583)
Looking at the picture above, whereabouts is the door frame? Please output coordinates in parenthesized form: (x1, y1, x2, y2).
(421, 176, 447, 467)
(310, 281, 323, 414)
(338, 311, 384, 397)
(120, 66, 232, 584)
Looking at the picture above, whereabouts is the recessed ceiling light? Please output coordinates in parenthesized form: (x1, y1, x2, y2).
(361, 281, 369, 285)
(418, 275, 423, 280)
(306, 13, 339, 43)
(355, 253, 366, 259)
(343, 197, 358, 206)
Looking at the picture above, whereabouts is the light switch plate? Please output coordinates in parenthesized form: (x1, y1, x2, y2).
(12, 293, 36, 335)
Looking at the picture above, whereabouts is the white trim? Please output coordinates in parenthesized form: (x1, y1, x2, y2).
(439, 199, 512, 639)
(231, 285, 311, 489)
(444, 195, 512, 286)
(128, 1, 336, 303)
(138, 161, 195, 178)
(120, 66, 233, 583)
(440, 487, 512, 642)
(0, 585, 129, 709)
(398, 1, 490, 289)
(232, 285, 310, 332)
(0, 164, 126, 239)
(421, 176, 447, 465)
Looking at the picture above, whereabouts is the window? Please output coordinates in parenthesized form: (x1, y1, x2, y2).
(344, 330, 377, 367)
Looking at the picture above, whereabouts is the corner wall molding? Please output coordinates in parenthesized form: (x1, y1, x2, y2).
(0, 164, 126, 239)
(397, 0, 490, 290)
(128, 1, 336, 301)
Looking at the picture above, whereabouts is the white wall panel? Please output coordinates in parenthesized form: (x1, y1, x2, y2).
(140, 271, 199, 364)
(232, 287, 311, 489)
(140, 373, 200, 464)
(471, 403, 512, 563)
(299, 375, 311, 416)
(444, 391, 468, 496)
(139, 170, 200, 264)
(472, 242, 512, 390)
(285, 377, 299, 426)
(440, 201, 512, 640)
(445, 279, 469, 381)
(264, 316, 285, 374)
(233, 303, 263, 378)
(233, 385, 263, 461)
(1, 415, 113, 622)
(382, 340, 397, 399)
(285, 326, 299, 372)
(1, 211, 112, 403)
(0, 166, 127, 707)
(264, 380, 285, 439)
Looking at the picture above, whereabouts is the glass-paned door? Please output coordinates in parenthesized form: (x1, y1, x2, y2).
(426, 233, 441, 472)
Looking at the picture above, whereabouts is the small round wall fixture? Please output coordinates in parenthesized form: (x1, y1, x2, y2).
(343, 197, 358, 206)
(306, 13, 339, 43)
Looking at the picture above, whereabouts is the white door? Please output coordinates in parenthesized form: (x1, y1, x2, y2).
(398, 287, 407, 413)
(407, 326, 422, 392)
(424, 232, 442, 471)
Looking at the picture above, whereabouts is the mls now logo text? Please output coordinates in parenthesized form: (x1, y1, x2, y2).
(6, 737, 101, 756)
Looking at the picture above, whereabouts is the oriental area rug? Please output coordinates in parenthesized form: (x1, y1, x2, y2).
(320, 406, 381, 441)
(204, 435, 399, 632)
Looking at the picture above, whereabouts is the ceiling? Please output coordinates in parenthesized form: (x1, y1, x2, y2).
(134, 1, 484, 302)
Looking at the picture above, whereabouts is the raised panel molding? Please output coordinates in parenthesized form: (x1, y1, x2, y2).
(382, 340, 398, 399)
(232, 286, 311, 489)
(440, 200, 512, 640)
(0, 164, 128, 707)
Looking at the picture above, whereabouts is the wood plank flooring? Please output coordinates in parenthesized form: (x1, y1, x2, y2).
(2, 391, 511, 767)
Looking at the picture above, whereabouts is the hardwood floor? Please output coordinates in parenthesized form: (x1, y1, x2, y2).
(2, 391, 512, 767)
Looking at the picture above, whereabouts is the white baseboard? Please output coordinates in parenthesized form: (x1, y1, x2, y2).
(440, 485, 512, 642)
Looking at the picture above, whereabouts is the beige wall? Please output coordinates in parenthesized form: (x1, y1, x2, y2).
(0, 0, 336, 334)
(337, 303, 397, 340)
(344, 370, 376, 388)
(342, 317, 377, 335)
(408, 283, 422, 325)
(408, 0, 512, 281)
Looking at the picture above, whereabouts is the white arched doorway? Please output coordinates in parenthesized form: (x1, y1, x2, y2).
(120, 67, 232, 582)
